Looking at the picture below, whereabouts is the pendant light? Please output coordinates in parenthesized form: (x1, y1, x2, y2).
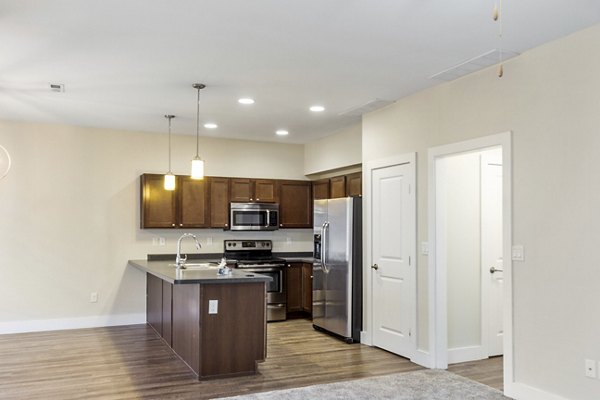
(191, 83, 205, 180)
(164, 114, 176, 191)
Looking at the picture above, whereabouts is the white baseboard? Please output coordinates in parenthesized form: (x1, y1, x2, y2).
(360, 330, 372, 345)
(0, 313, 146, 335)
(411, 349, 434, 368)
(447, 345, 486, 364)
(505, 382, 572, 400)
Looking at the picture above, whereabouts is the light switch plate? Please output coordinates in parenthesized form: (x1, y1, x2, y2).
(159, 237, 166, 246)
(421, 242, 429, 255)
(206, 237, 213, 246)
(511, 245, 524, 261)
(208, 300, 218, 314)
(585, 359, 596, 378)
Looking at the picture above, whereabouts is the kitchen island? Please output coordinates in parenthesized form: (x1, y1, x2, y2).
(128, 259, 271, 380)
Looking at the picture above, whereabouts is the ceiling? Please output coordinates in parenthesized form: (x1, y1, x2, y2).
(1, 1, 599, 144)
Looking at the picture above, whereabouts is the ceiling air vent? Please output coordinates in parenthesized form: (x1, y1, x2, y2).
(338, 99, 393, 117)
(49, 83, 65, 92)
(429, 49, 519, 82)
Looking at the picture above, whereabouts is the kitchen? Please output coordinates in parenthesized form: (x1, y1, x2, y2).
(1, 2, 600, 400)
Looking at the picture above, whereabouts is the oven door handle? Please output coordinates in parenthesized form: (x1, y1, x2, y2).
(239, 265, 283, 270)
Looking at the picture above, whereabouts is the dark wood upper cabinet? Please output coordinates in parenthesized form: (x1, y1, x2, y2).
(141, 174, 177, 228)
(312, 179, 330, 200)
(230, 178, 278, 203)
(140, 174, 209, 229)
(178, 176, 210, 228)
(345, 172, 362, 197)
(209, 177, 230, 229)
(330, 175, 347, 199)
(279, 180, 312, 229)
(254, 179, 278, 202)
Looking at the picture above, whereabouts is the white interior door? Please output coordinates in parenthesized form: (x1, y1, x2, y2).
(481, 149, 503, 357)
(371, 161, 415, 357)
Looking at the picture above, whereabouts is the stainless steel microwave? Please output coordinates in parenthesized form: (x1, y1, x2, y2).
(230, 202, 279, 231)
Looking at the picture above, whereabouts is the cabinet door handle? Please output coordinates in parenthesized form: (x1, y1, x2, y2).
(179, 223, 183, 227)
(225, 223, 228, 227)
(171, 223, 176, 227)
(256, 198, 260, 201)
(250, 198, 254, 201)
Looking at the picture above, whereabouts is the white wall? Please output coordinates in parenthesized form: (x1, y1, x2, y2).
(363, 24, 600, 400)
(304, 123, 362, 174)
(0, 120, 312, 333)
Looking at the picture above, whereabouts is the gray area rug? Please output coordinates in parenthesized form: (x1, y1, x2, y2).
(219, 370, 511, 400)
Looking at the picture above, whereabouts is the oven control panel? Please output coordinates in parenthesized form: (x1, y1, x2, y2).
(224, 240, 272, 251)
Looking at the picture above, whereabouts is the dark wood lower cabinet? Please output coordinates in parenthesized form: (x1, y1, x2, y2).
(153, 279, 267, 379)
(286, 262, 313, 316)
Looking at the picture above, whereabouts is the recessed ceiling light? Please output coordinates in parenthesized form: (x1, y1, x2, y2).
(309, 105, 325, 112)
(276, 130, 289, 136)
(204, 123, 218, 129)
(238, 98, 255, 105)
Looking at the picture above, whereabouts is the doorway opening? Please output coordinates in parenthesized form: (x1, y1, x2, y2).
(427, 132, 513, 393)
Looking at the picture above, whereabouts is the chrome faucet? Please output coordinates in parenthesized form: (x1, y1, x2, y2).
(175, 233, 201, 269)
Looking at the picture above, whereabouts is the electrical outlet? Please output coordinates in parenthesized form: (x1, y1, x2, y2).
(208, 300, 218, 314)
(206, 237, 213, 246)
(152, 237, 158, 246)
(585, 359, 596, 378)
(159, 237, 166, 246)
(286, 237, 292, 245)
(90, 292, 98, 303)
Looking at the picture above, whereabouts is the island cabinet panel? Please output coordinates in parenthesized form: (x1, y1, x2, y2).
(199, 283, 266, 378)
(141, 174, 177, 228)
(330, 175, 347, 198)
(146, 273, 164, 335)
(345, 172, 362, 197)
(209, 177, 230, 229)
(170, 281, 266, 379)
(312, 179, 330, 200)
(279, 180, 312, 228)
(172, 284, 201, 375)
(178, 176, 210, 228)
(162, 281, 173, 346)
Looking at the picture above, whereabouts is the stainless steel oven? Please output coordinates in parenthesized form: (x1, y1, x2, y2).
(224, 240, 286, 322)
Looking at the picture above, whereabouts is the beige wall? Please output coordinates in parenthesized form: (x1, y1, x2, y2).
(0, 120, 312, 332)
(304, 123, 362, 175)
(363, 24, 600, 400)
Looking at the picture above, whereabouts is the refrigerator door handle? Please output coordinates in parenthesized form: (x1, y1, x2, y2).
(322, 221, 330, 273)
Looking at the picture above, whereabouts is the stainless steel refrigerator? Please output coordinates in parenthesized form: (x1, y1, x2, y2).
(313, 197, 362, 343)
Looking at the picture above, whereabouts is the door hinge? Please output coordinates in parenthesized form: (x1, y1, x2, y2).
(408, 256, 411, 266)
(409, 329, 412, 337)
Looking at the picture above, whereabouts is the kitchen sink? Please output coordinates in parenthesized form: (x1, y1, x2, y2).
(169, 262, 219, 270)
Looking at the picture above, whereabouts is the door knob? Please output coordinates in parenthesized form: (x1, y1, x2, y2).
(489, 266, 504, 274)
(371, 264, 379, 270)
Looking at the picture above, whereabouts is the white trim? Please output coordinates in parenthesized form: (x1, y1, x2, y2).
(0, 313, 146, 335)
(362, 153, 417, 358)
(447, 345, 486, 364)
(427, 132, 514, 393)
(411, 349, 434, 368)
(507, 382, 572, 400)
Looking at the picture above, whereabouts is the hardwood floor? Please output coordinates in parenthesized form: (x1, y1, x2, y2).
(449, 356, 504, 391)
(0, 319, 502, 399)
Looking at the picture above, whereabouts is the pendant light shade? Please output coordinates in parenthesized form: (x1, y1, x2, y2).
(191, 83, 206, 180)
(164, 114, 176, 191)
(191, 157, 204, 179)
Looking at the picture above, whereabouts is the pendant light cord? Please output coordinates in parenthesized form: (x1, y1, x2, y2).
(196, 86, 200, 158)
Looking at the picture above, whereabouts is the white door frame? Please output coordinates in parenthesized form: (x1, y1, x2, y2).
(362, 152, 418, 360)
(427, 132, 514, 390)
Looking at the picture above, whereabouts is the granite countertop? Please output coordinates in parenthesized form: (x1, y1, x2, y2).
(128, 259, 272, 285)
